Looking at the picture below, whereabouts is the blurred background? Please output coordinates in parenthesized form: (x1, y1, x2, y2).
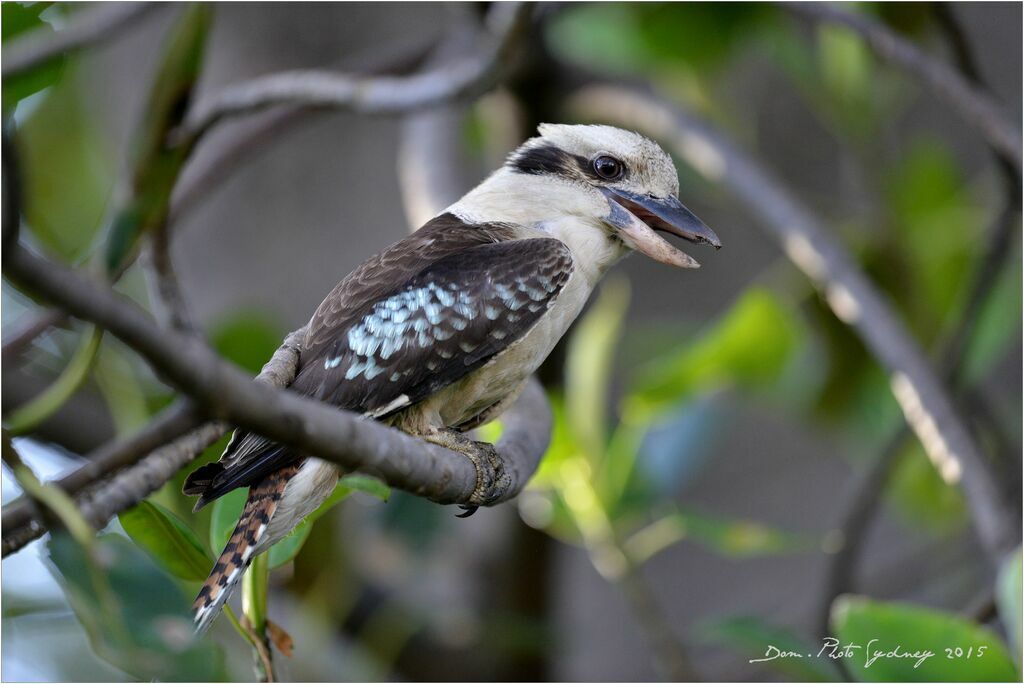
(2, 2, 1021, 681)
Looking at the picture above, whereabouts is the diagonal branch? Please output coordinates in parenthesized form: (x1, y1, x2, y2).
(178, 2, 534, 149)
(2, 242, 551, 555)
(3, 327, 306, 556)
(567, 86, 1020, 563)
(1, 401, 203, 547)
(1, 3, 162, 79)
(814, 8, 1023, 638)
(785, 2, 1022, 172)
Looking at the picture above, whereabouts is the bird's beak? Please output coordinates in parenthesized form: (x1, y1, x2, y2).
(601, 189, 721, 268)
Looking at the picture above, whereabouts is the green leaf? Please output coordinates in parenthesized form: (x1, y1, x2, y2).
(119, 500, 213, 582)
(886, 440, 967, 534)
(2, 3, 67, 108)
(209, 312, 285, 374)
(5, 325, 103, 436)
(831, 596, 1018, 682)
(997, 548, 1022, 667)
(700, 615, 842, 681)
(99, 4, 210, 275)
(336, 473, 391, 503)
(623, 509, 815, 563)
(565, 278, 630, 461)
(19, 77, 114, 260)
(963, 255, 1022, 385)
(46, 532, 226, 681)
(625, 288, 801, 421)
(266, 518, 314, 568)
(546, 3, 770, 76)
(209, 487, 248, 555)
(208, 474, 387, 570)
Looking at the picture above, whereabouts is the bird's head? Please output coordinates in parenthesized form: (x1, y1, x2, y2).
(459, 123, 720, 269)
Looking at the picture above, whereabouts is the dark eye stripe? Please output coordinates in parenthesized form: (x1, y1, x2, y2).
(510, 143, 615, 183)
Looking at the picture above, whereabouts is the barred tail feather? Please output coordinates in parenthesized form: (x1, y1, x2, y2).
(192, 465, 299, 633)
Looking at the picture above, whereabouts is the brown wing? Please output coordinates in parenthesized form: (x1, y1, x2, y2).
(291, 236, 573, 415)
(184, 214, 572, 506)
(301, 213, 520, 360)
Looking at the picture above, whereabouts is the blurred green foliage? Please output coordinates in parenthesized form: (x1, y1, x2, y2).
(119, 500, 213, 582)
(3, 1, 1020, 682)
(1, 3, 66, 109)
(100, 4, 209, 276)
(45, 532, 226, 681)
(526, 281, 812, 568)
(831, 596, 1019, 682)
(997, 549, 1023, 667)
(18, 75, 114, 259)
(209, 474, 389, 570)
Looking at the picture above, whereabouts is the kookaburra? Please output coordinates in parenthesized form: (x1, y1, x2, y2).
(185, 124, 720, 630)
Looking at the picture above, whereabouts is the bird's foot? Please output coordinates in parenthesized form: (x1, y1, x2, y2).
(421, 429, 507, 512)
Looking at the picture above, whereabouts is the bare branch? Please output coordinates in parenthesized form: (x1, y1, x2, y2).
(4, 327, 300, 555)
(815, 11, 1023, 635)
(168, 32, 438, 228)
(168, 106, 318, 226)
(1, 3, 162, 79)
(1, 309, 67, 363)
(141, 227, 197, 334)
(179, 3, 534, 148)
(2, 243, 551, 554)
(396, 7, 480, 228)
(785, 2, 1022, 172)
(567, 86, 1019, 562)
(1, 402, 202, 543)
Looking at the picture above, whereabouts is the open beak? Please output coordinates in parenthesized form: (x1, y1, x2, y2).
(601, 188, 721, 268)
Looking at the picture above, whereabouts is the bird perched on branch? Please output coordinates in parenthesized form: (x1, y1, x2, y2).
(184, 124, 720, 631)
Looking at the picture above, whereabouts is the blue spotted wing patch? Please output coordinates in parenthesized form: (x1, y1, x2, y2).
(292, 238, 573, 416)
(184, 215, 530, 506)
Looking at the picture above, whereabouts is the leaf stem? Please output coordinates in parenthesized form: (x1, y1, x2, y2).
(1, 434, 95, 549)
(242, 552, 274, 681)
(5, 325, 103, 436)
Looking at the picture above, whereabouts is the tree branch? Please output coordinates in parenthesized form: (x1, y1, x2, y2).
(785, 2, 1022, 173)
(3, 327, 303, 555)
(815, 8, 1023, 638)
(1, 3, 162, 79)
(178, 2, 533, 148)
(2, 309, 68, 363)
(2, 242, 551, 554)
(2, 401, 202, 544)
(141, 226, 197, 334)
(567, 86, 1019, 562)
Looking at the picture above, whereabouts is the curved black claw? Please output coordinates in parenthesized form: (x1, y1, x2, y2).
(455, 504, 479, 518)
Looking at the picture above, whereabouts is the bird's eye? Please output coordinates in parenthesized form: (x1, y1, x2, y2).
(593, 155, 624, 181)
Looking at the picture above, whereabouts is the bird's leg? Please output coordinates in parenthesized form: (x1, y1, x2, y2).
(420, 428, 508, 516)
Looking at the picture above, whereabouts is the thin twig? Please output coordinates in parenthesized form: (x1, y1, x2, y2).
(142, 228, 197, 334)
(815, 8, 1023, 637)
(168, 33, 437, 228)
(239, 614, 276, 683)
(1, 310, 68, 363)
(2, 123, 21, 251)
(178, 3, 533, 149)
(617, 563, 697, 680)
(2, 243, 552, 554)
(567, 86, 1019, 562)
(785, 3, 1022, 172)
(168, 106, 318, 226)
(1, 401, 202, 539)
(2, 329, 306, 556)
(1, 3, 162, 79)
(396, 7, 480, 228)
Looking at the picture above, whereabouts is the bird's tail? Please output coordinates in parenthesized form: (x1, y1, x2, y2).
(192, 464, 298, 633)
